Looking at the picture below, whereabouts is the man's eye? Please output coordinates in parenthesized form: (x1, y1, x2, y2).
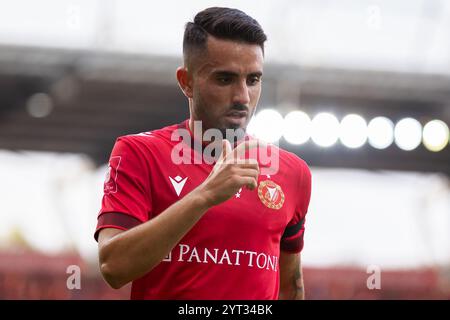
(248, 77, 261, 85)
(217, 77, 232, 84)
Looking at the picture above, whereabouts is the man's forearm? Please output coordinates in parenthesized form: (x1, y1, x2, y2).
(99, 188, 210, 288)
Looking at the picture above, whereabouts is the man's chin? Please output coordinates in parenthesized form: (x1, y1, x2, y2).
(219, 126, 247, 143)
(223, 115, 248, 129)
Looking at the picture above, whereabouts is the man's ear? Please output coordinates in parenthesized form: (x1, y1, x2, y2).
(176, 67, 193, 99)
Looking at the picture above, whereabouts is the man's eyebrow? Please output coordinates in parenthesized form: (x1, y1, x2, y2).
(212, 70, 238, 77)
(249, 71, 263, 77)
(212, 70, 263, 77)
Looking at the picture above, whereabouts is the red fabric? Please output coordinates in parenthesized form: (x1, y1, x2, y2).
(95, 120, 312, 299)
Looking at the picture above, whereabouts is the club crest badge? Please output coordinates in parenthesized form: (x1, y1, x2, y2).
(258, 180, 285, 210)
(104, 156, 121, 194)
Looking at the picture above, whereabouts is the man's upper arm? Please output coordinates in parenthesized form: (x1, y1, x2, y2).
(280, 158, 311, 253)
(279, 159, 310, 299)
(95, 136, 151, 241)
(280, 218, 306, 253)
(95, 211, 142, 241)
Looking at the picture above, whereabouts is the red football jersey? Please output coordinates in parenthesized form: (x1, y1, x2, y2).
(95, 120, 312, 299)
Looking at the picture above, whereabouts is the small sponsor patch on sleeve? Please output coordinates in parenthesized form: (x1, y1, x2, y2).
(104, 156, 121, 194)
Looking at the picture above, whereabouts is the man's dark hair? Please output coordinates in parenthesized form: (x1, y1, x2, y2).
(183, 7, 267, 67)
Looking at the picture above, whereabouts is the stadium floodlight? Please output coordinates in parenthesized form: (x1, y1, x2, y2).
(246, 112, 259, 136)
(26, 93, 53, 118)
(246, 116, 258, 136)
(339, 114, 368, 149)
(248, 109, 283, 143)
(283, 111, 311, 145)
(422, 120, 449, 152)
(394, 118, 422, 151)
(311, 113, 339, 147)
(368, 117, 394, 149)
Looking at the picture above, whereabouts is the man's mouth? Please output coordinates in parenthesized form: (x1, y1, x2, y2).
(226, 110, 248, 119)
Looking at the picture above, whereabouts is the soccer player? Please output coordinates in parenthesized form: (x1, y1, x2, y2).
(95, 7, 312, 300)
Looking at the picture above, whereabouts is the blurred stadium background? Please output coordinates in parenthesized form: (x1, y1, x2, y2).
(0, 0, 449, 299)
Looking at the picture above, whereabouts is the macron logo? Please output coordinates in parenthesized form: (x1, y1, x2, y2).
(169, 175, 188, 196)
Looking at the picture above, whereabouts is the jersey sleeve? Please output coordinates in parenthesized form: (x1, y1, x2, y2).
(280, 159, 312, 253)
(94, 136, 152, 241)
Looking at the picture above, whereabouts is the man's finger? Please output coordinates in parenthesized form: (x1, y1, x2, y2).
(241, 177, 258, 190)
(217, 139, 232, 164)
(230, 139, 265, 160)
(224, 158, 259, 166)
(232, 167, 260, 179)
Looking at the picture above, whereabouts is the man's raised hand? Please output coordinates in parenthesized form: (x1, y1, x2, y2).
(199, 139, 260, 207)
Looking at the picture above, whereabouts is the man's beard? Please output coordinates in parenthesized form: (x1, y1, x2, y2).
(219, 126, 247, 146)
(194, 98, 252, 145)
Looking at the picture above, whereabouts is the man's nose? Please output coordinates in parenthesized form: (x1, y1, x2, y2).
(232, 81, 250, 106)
